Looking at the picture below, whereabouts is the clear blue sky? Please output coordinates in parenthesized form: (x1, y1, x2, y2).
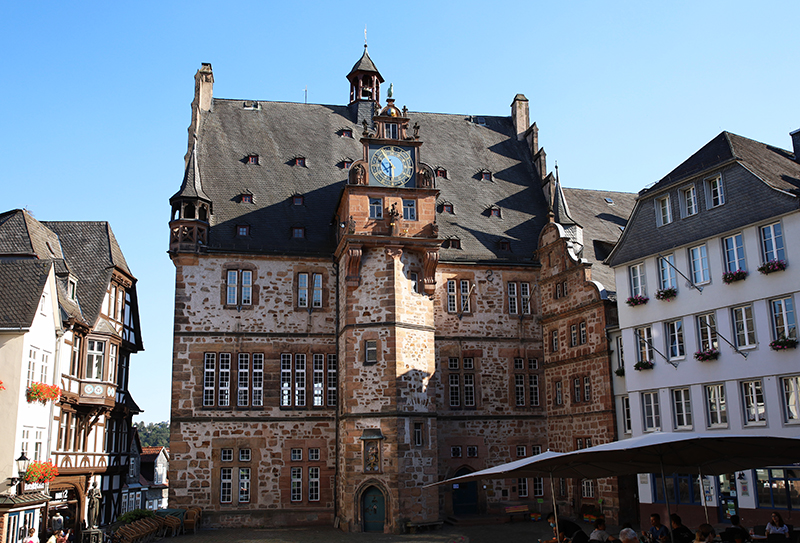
(2, 1, 798, 423)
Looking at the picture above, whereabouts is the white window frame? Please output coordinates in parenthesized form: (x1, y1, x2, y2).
(369, 197, 383, 219)
(629, 263, 646, 297)
(636, 326, 654, 363)
(642, 391, 661, 431)
(681, 185, 698, 217)
(237, 353, 249, 407)
(689, 244, 710, 284)
(584, 376, 591, 402)
(365, 340, 377, 364)
(86, 340, 105, 380)
(551, 330, 558, 352)
(529, 374, 539, 407)
(705, 174, 725, 208)
(218, 353, 231, 407)
(732, 305, 757, 349)
(447, 280, 457, 313)
(402, 199, 416, 220)
(573, 378, 581, 403)
(666, 319, 685, 360)
(705, 384, 728, 428)
(515, 374, 525, 406)
(309, 466, 320, 502)
(507, 281, 531, 315)
(697, 313, 718, 351)
(580, 322, 587, 345)
(741, 380, 766, 426)
(581, 479, 595, 498)
(312, 354, 324, 407)
(239, 468, 250, 503)
(220, 468, 232, 503)
(327, 354, 337, 406)
(656, 195, 672, 226)
(291, 467, 302, 502)
(622, 396, 632, 434)
(672, 388, 693, 430)
(252, 353, 264, 407)
(518, 478, 528, 498)
(771, 296, 797, 341)
(555, 381, 563, 405)
(782, 376, 800, 422)
(760, 222, 785, 263)
(723, 233, 746, 273)
(659, 254, 677, 290)
(203, 353, 216, 406)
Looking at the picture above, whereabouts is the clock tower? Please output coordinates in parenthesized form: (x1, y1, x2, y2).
(334, 74, 441, 531)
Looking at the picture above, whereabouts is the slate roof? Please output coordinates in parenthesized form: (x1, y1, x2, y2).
(347, 47, 384, 81)
(192, 98, 550, 264)
(607, 131, 800, 267)
(0, 260, 52, 329)
(561, 188, 636, 291)
(171, 143, 211, 202)
(0, 209, 63, 259)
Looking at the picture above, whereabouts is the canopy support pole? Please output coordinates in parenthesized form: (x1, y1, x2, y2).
(551, 475, 560, 541)
(660, 461, 675, 543)
(699, 467, 709, 524)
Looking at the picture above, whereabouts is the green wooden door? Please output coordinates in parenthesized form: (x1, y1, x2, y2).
(362, 486, 385, 532)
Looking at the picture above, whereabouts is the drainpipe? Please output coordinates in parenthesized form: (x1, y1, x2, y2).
(333, 260, 340, 525)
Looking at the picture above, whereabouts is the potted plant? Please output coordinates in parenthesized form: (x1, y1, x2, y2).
(614, 367, 625, 377)
(758, 259, 787, 275)
(655, 287, 677, 301)
(626, 295, 649, 307)
(770, 337, 798, 351)
(722, 269, 748, 284)
(633, 361, 654, 371)
(694, 349, 720, 361)
(25, 382, 61, 404)
(23, 460, 58, 484)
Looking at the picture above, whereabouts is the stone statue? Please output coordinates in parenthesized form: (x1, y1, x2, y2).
(387, 83, 393, 98)
(87, 482, 101, 528)
(353, 164, 365, 185)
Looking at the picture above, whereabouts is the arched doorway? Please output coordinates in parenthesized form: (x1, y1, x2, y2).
(452, 467, 479, 516)
(362, 486, 385, 532)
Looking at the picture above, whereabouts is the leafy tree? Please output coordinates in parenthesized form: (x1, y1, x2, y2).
(133, 421, 169, 448)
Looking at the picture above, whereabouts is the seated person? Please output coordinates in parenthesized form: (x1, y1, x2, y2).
(766, 512, 790, 538)
(728, 515, 752, 543)
(669, 514, 695, 543)
(544, 512, 589, 543)
(619, 528, 638, 543)
(698, 524, 716, 543)
(642, 514, 670, 543)
(590, 518, 617, 542)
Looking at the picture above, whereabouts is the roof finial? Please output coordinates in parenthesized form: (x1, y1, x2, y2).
(364, 25, 368, 49)
(555, 161, 559, 183)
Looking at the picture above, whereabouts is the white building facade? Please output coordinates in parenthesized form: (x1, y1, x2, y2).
(608, 130, 800, 526)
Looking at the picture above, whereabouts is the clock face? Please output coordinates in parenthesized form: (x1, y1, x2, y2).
(369, 145, 414, 187)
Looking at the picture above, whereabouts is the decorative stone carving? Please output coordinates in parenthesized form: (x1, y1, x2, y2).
(346, 245, 362, 287)
(422, 249, 439, 294)
(350, 163, 366, 185)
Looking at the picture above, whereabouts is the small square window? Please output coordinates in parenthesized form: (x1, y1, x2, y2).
(241, 194, 253, 203)
(442, 204, 454, 214)
(369, 198, 383, 219)
(482, 171, 492, 181)
(656, 195, 672, 226)
(292, 227, 305, 239)
(705, 175, 724, 208)
(467, 446, 478, 457)
(528, 358, 538, 370)
(365, 340, 377, 364)
(514, 358, 524, 370)
(291, 448, 302, 461)
(341, 129, 353, 138)
(516, 445, 526, 457)
(499, 241, 510, 251)
(294, 157, 306, 167)
(343, 160, 353, 169)
(247, 155, 259, 165)
(68, 279, 78, 301)
(239, 449, 251, 462)
(309, 448, 320, 461)
(237, 225, 250, 237)
(436, 168, 447, 178)
(221, 448, 233, 462)
(463, 357, 474, 370)
(448, 357, 459, 370)
(447, 239, 461, 249)
(293, 195, 304, 206)
(451, 446, 462, 458)
(490, 208, 501, 218)
(402, 199, 416, 221)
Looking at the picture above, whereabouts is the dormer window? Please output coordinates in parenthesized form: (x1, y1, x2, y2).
(237, 225, 250, 237)
(490, 207, 502, 218)
(247, 154, 259, 165)
(294, 157, 306, 167)
(342, 160, 353, 169)
(481, 171, 492, 181)
(499, 240, 511, 251)
(292, 227, 305, 239)
(242, 101, 259, 110)
(442, 204, 454, 214)
(68, 278, 78, 301)
(385, 123, 399, 139)
(444, 238, 461, 249)
(240, 193, 253, 204)
(293, 195, 304, 206)
(341, 129, 353, 138)
(435, 168, 447, 178)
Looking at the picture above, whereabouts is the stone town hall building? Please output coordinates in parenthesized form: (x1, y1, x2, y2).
(167, 49, 636, 532)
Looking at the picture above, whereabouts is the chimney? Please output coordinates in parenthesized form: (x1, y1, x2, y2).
(511, 94, 529, 141)
(791, 128, 800, 162)
(185, 63, 214, 167)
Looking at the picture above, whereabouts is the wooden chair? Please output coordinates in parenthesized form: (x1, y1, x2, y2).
(183, 510, 198, 534)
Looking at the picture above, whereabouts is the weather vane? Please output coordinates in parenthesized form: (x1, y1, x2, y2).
(364, 25, 367, 48)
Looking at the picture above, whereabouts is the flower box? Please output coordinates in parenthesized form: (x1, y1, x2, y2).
(758, 260, 787, 275)
(614, 367, 625, 377)
(633, 361, 654, 371)
(655, 288, 677, 301)
(25, 382, 61, 404)
(626, 295, 649, 307)
(694, 349, 720, 361)
(24, 460, 58, 484)
(770, 338, 798, 351)
(722, 269, 748, 284)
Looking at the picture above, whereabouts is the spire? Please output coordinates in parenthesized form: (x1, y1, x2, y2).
(552, 164, 578, 228)
(171, 139, 210, 204)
